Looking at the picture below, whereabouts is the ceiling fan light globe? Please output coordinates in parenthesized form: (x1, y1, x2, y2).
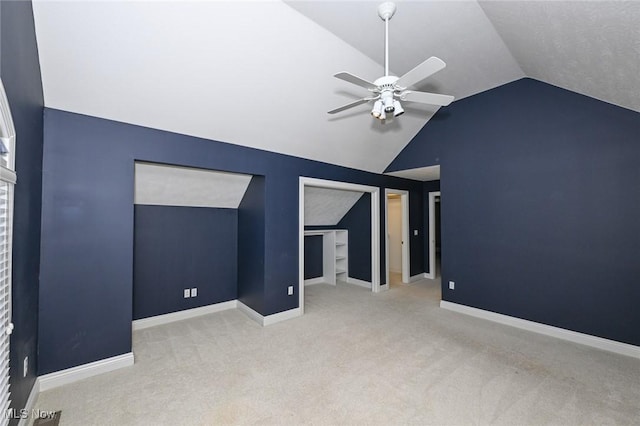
(393, 100, 404, 116)
(371, 100, 383, 118)
(382, 92, 395, 114)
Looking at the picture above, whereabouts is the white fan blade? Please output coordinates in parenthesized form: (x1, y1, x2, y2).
(334, 72, 377, 90)
(396, 57, 446, 89)
(328, 98, 372, 114)
(400, 90, 454, 106)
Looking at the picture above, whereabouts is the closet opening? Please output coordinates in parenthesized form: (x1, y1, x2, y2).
(298, 178, 381, 315)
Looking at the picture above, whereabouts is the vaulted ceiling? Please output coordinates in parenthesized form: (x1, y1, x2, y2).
(32, 1, 640, 174)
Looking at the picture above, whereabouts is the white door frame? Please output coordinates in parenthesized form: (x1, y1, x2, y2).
(299, 177, 381, 314)
(384, 189, 410, 285)
(426, 191, 441, 280)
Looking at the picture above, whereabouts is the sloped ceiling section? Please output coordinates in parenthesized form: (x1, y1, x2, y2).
(286, 1, 524, 102)
(134, 162, 252, 208)
(479, 1, 640, 113)
(33, 1, 637, 176)
(386, 165, 440, 182)
(32, 0, 440, 173)
(304, 187, 364, 226)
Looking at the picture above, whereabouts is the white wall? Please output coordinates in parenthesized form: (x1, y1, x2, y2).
(388, 197, 402, 273)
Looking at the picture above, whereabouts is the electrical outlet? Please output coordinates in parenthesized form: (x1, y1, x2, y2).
(287, 286, 294, 296)
(191, 287, 197, 297)
(449, 281, 455, 290)
(23, 356, 28, 378)
(183, 288, 191, 298)
(414, 229, 418, 236)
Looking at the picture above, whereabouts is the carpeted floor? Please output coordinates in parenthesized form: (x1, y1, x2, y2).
(33, 277, 640, 425)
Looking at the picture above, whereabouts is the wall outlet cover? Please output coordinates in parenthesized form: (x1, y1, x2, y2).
(183, 288, 191, 298)
(191, 287, 197, 297)
(288, 285, 294, 296)
(448, 281, 455, 290)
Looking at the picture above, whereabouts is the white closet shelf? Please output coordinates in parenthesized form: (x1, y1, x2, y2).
(304, 229, 348, 286)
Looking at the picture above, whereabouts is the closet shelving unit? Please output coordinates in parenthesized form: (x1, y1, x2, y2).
(334, 230, 348, 284)
(304, 229, 348, 285)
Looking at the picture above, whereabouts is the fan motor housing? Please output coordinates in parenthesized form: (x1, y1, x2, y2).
(373, 75, 399, 91)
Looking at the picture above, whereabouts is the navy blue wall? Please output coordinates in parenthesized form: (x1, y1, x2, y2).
(39, 109, 425, 373)
(1, 0, 43, 418)
(237, 176, 265, 313)
(303, 235, 323, 280)
(388, 78, 640, 346)
(423, 181, 440, 275)
(407, 188, 424, 278)
(337, 193, 371, 281)
(133, 206, 237, 320)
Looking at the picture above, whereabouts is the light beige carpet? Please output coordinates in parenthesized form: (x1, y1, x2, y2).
(33, 278, 640, 425)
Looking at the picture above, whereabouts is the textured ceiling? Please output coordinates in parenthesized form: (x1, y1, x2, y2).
(32, 1, 640, 177)
(134, 162, 252, 208)
(479, 1, 640, 113)
(386, 165, 440, 182)
(304, 187, 364, 226)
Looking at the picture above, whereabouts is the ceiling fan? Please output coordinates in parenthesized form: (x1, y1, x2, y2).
(328, 2, 454, 121)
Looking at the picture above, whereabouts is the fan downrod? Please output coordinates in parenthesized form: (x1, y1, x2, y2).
(377, 2, 397, 21)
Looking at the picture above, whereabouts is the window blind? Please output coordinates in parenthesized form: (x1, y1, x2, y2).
(0, 181, 13, 425)
(0, 79, 16, 425)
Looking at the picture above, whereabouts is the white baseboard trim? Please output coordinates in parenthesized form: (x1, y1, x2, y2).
(17, 379, 40, 426)
(36, 299, 304, 392)
(440, 301, 640, 359)
(304, 277, 325, 286)
(380, 283, 390, 292)
(346, 277, 372, 289)
(38, 352, 134, 392)
(237, 301, 302, 326)
(132, 300, 237, 330)
(264, 307, 302, 326)
(237, 301, 264, 325)
(410, 273, 424, 282)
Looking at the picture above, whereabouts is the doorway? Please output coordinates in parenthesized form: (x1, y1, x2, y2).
(299, 177, 381, 315)
(426, 191, 441, 279)
(384, 189, 410, 286)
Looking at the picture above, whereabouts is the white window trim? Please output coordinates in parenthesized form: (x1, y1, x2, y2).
(0, 78, 17, 423)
